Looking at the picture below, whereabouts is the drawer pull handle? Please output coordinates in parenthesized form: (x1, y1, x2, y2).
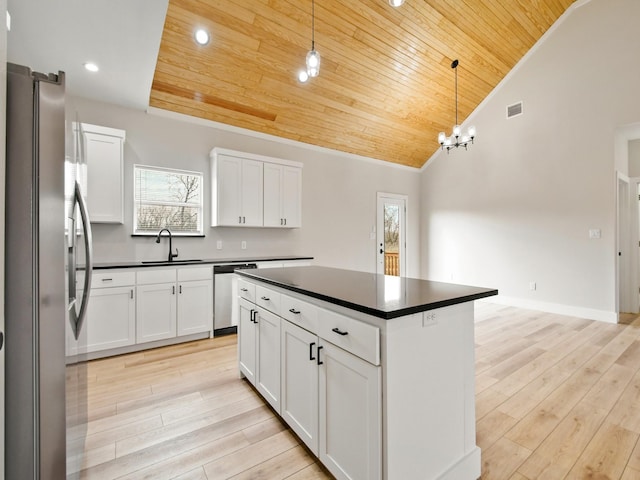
(317, 345, 324, 365)
(289, 308, 301, 315)
(102, 278, 113, 282)
(332, 327, 349, 336)
(309, 342, 316, 361)
(261, 296, 270, 301)
(240, 288, 248, 292)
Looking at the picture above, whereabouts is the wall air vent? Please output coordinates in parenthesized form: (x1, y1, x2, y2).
(506, 101, 523, 119)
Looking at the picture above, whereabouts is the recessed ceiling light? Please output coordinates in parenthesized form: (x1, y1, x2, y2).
(389, 0, 405, 6)
(83, 62, 99, 72)
(194, 29, 210, 46)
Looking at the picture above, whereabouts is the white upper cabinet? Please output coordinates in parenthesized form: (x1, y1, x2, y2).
(264, 163, 302, 228)
(80, 123, 126, 224)
(211, 152, 263, 227)
(210, 148, 302, 228)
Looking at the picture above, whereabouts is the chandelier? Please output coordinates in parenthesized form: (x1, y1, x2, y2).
(298, 0, 321, 83)
(438, 59, 476, 152)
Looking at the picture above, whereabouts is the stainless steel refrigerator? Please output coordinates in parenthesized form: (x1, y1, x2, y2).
(5, 63, 93, 479)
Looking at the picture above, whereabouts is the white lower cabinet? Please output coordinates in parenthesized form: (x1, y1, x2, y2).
(240, 283, 381, 480)
(238, 298, 281, 413)
(319, 340, 381, 480)
(136, 282, 177, 343)
(177, 268, 213, 336)
(281, 320, 319, 453)
(68, 284, 136, 355)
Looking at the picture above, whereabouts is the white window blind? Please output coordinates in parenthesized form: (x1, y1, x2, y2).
(133, 165, 203, 235)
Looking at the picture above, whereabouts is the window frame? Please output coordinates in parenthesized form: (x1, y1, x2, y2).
(132, 164, 205, 236)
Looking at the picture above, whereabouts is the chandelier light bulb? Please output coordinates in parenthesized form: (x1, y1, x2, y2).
(389, 0, 405, 6)
(298, 70, 309, 83)
(468, 125, 476, 138)
(306, 49, 321, 77)
(453, 125, 461, 137)
(438, 132, 446, 144)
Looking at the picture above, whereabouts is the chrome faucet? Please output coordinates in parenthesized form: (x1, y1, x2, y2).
(155, 228, 178, 262)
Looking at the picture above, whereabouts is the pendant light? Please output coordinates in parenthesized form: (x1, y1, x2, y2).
(306, 0, 320, 77)
(299, 0, 320, 82)
(438, 59, 476, 152)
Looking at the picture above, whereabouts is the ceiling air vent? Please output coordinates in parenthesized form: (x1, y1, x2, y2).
(506, 101, 523, 119)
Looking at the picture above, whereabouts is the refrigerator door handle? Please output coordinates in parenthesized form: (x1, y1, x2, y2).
(71, 181, 93, 339)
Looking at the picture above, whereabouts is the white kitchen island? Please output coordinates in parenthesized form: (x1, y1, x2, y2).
(235, 266, 498, 480)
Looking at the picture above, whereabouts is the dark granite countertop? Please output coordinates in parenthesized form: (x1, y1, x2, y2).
(90, 256, 313, 270)
(236, 266, 498, 320)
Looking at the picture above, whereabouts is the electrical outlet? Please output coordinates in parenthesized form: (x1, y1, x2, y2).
(530, 282, 536, 291)
(241, 241, 247, 250)
(589, 229, 601, 239)
(423, 312, 437, 327)
(216, 240, 222, 250)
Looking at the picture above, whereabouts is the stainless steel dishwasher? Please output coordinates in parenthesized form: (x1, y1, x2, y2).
(213, 263, 257, 335)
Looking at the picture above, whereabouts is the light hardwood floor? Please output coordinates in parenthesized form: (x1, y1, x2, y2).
(69, 303, 640, 479)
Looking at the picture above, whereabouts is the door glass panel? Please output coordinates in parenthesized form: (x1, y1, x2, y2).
(384, 203, 400, 276)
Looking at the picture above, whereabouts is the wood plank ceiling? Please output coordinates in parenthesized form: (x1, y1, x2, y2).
(150, 0, 576, 168)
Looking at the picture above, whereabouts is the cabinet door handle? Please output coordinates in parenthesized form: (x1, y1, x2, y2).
(261, 296, 270, 301)
(239, 216, 242, 224)
(317, 345, 323, 365)
(289, 308, 301, 315)
(179, 285, 182, 294)
(250, 309, 258, 323)
(284, 218, 287, 226)
(332, 327, 349, 336)
(130, 289, 134, 299)
(240, 288, 248, 292)
(172, 285, 175, 295)
(243, 216, 246, 224)
(309, 342, 316, 361)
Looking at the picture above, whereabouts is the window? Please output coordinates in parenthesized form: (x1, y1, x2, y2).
(133, 165, 204, 235)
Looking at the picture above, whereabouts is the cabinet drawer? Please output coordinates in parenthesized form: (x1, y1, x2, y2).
(91, 270, 135, 288)
(238, 279, 256, 302)
(318, 309, 380, 366)
(256, 285, 281, 315)
(137, 268, 176, 285)
(178, 266, 212, 282)
(281, 294, 318, 333)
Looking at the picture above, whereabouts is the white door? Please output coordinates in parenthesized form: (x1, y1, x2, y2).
(238, 298, 257, 384)
(376, 193, 407, 276)
(256, 308, 281, 413)
(319, 341, 382, 480)
(136, 283, 177, 343)
(241, 159, 264, 226)
(177, 279, 213, 336)
(216, 154, 243, 226)
(263, 163, 282, 227)
(281, 320, 319, 454)
(70, 286, 135, 355)
(282, 166, 302, 227)
(618, 173, 632, 313)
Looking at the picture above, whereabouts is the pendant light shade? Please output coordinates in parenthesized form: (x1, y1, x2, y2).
(306, 49, 321, 77)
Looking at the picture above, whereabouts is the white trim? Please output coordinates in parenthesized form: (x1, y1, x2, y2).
(210, 147, 302, 169)
(421, 0, 595, 172)
(479, 295, 617, 324)
(147, 106, 420, 172)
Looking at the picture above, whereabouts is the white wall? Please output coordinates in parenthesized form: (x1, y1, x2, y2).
(68, 97, 422, 276)
(629, 139, 640, 178)
(420, 0, 640, 322)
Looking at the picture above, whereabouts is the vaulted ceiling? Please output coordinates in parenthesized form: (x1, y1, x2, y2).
(150, 0, 577, 168)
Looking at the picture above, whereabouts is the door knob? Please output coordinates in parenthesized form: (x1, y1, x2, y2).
(379, 249, 384, 254)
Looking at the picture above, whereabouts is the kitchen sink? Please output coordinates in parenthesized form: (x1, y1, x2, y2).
(141, 259, 204, 265)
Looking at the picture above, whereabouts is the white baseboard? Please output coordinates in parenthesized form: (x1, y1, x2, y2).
(480, 295, 618, 324)
(436, 447, 481, 480)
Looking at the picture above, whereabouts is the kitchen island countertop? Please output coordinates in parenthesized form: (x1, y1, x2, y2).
(235, 265, 498, 320)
